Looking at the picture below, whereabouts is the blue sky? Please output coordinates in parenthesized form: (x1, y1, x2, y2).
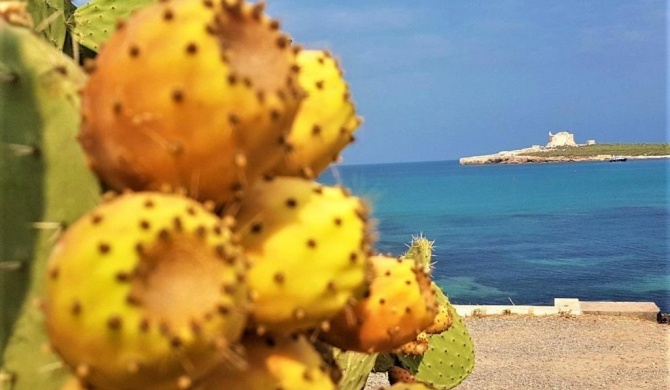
(265, 0, 667, 164)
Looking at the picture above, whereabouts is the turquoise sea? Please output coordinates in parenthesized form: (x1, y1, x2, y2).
(319, 159, 669, 312)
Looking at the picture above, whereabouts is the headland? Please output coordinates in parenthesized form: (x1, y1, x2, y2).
(460, 131, 670, 165)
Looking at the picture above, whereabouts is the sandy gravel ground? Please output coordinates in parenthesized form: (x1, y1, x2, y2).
(365, 314, 669, 389)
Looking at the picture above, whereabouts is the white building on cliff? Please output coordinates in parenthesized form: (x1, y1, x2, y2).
(547, 131, 577, 148)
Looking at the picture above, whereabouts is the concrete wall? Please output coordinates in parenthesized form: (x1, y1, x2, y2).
(453, 298, 660, 321)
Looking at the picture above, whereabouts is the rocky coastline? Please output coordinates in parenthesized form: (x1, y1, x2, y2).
(459, 152, 610, 165)
(459, 148, 670, 165)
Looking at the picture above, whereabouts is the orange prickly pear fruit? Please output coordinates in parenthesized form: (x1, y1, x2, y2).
(423, 303, 454, 334)
(79, 0, 302, 205)
(272, 50, 361, 178)
(200, 333, 335, 390)
(233, 176, 373, 334)
(44, 192, 248, 390)
(393, 332, 430, 356)
(320, 255, 438, 353)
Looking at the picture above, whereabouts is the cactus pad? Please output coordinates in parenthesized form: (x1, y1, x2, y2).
(201, 333, 335, 390)
(321, 255, 438, 353)
(234, 176, 373, 334)
(1, 14, 101, 389)
(401, 235, 434, 275)
(44, 192, 248, 389)
(332, 348, 377, 390)
(396, 290, 475, 390)
(392, 237, 475, 389)
(26, 0, 72, 49)
(272, 49, 361, 178)
(71, 0, 157, 51)
(79, 0, 302, 204)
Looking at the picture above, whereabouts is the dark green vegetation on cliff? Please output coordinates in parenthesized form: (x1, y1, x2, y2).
(521, 143, 670, 158)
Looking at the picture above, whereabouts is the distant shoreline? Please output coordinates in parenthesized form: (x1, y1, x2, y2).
(460, 143, 670, 165)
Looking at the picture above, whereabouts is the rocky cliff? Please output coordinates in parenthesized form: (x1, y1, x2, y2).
(459, 153, 613, 165)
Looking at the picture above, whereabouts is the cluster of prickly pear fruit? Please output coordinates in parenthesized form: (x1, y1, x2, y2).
(371, 237, 476, 390)
(1, 1, 474, 389)
(321, 254, 438, 353)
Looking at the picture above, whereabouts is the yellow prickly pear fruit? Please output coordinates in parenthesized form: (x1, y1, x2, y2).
(59, 378, 84, 390)
(79, 0, 302, 205)
(44, 192, 248, 390)
(233, 176, 373, 334)
(272, 50, 362, 178)
(388, 381, 435, 390)
(320, 255, 438, 353)
(201, 334, 335, 390)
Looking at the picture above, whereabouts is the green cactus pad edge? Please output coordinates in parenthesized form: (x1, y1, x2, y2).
(0, 20, 100, 390)
(70, 0, 156, 51)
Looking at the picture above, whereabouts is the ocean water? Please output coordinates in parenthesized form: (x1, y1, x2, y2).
(319, 159, 669, 312)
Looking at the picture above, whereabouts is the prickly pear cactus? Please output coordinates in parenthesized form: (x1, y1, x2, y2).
(44, 192, 248, 390)
(70, 0, 157, 51)
(0, 12, 100, 389)
(3, 0, 475, 388)
(392, 237, 475, 389)
(401, 235, 434, 274)
(395, 289, 475, 390)
(200, 333, 335, 390)
(234, 176, 373, 334)
(78, 0, 302, 204)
